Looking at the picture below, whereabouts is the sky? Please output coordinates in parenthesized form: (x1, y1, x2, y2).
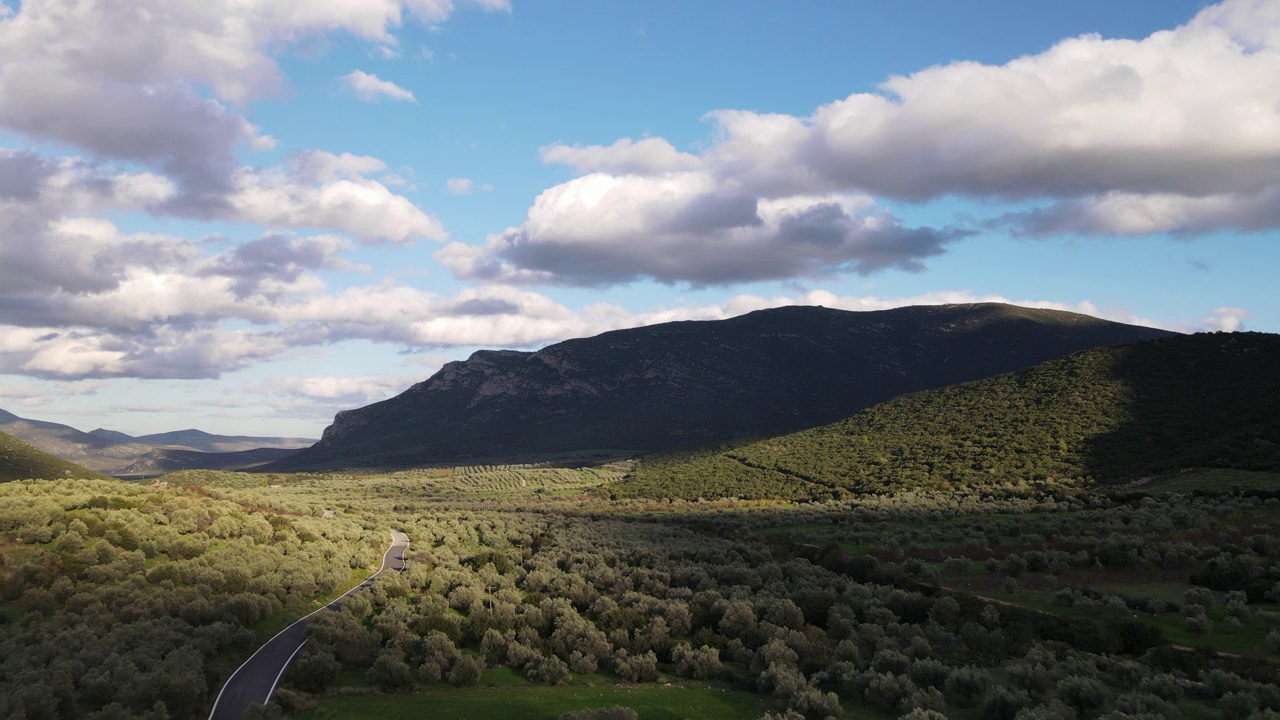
(1, 0, 1277, 438)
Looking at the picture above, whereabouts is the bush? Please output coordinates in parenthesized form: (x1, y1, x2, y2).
(672, 643, 723, 680)
(366, 653, 414, 694)
(614, 650, 659, 683)
(1057, 676, 1107, 718)
(982, 686, 1031, 720)
(789, 687, 843, 719)
(525, 655, 571, 685)
(286, 646, 341, 693)
(945, 666, 989, 707)
(447, 655, 483, 687)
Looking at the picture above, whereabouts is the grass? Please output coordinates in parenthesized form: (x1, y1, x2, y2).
(296, 668, 772, 720)
(939, 575, 1280, 656)
(1106, 468, 1280, 494)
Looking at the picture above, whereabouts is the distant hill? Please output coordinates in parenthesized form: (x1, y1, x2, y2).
(0, 410, 313, 475)
(131, 429, 313, 454)
(0, 430, 111, 482)
(272, 303, 1175, 471)
(114, 447, 300, 477)
(610, 332, 1280, 500)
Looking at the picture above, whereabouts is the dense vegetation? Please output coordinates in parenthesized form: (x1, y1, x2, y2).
(613, 333, 1280, 501)
(0, 476, 384, 718)
(6, 462, 1277, 720)
(276, 303, 1170, 470)
(0, 430, 111, 482)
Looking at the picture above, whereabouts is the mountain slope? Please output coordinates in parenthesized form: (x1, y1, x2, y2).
(274, 303, 1175, 470)
(114, 447, 300, 477)
(0, 410, 314, 474)
(0, 430, 112, 482)
(610, 332, 1280, 500)
(132, 429, 313, 454)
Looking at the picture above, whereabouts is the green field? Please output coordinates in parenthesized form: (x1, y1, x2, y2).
(295, 669, 770, 720)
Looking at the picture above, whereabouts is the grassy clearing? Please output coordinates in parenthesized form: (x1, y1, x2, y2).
(1107, 468, 1280, 494)
(297, 668, 772, 720)
(938, 576, 1280, 657)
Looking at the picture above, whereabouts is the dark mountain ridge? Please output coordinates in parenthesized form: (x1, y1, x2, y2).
(274, 303, 1175, 470)
(612, 331, 1280, 500)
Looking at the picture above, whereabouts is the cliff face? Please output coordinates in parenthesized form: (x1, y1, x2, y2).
(275, 303, 1177, 470)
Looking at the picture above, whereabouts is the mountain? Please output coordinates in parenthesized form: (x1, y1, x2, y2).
(0, 409, 153, 472)
(132, 429, 313, 454)
(0, 430, 111, 482)
(87, 428, 137, 443)
(273, 303, 1176, 471)
(611, 331, 1280, 500)
(0, 410, 314, 475)
(114, 447, 301, 477)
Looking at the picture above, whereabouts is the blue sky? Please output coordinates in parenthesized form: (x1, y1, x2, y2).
(1, 0, 1276, 437)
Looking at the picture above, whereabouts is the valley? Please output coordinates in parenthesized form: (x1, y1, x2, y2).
(0, 307, 1277, 720)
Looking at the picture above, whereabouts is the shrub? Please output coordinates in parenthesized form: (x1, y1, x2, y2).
(614, 650, 658, 683)
(366, 653, 414, 694)
(525, 655, 571, 685)
(447, 655, 483, 687)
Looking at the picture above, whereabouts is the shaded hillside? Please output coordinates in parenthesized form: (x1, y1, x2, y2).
(610, 332, 1280, 500)
(114, 447, 300, 478)
(0, 409, 313, 474)
(0, 408, 150, 472)
(0, 430, 111, 482)
(131, 429, 313, 454)
(274, 303, 1174, 470)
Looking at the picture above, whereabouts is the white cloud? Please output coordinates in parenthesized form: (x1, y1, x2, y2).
(541, 137, 703, 175)
(443, 171, 962, 286)
(0, 379, 107, 409)
(446, 177, 494, 194)
(341, 69, 416, 102)
(0, 0, 489, 221)
(1001, 187, 1280, 237)
(1200, 306, 1249, 332)
(449, 0, 1280, 289)
(702, 0, 1280, 203)
(228, 151, 447, 243)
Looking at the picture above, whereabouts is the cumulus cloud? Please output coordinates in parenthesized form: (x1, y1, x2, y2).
(0, 0, 481, 221)
(447, 0, 1280, 288)
(228, 151, 447, 243)
(341, 69, 416, 102)
(443, 171, 964, 286)
(700, 0, 1280, 203)
(1000, 187, 1280, 237)
(199, 234, 356, 298)
(1200, 307, 1249, 332)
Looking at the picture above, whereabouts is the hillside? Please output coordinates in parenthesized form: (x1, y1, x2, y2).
(610, 332, 1280, 500)
(273, 303, 1174, 470)
(131, 429, 314, 454)
(114, 447, 301, 478)
(0, 430, 112, 482)
(0, 409, 313, 474)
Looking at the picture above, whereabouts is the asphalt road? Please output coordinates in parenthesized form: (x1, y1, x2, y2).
(207, 530, 410, 720)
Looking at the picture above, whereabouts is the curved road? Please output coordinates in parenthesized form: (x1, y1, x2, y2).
(208, 530, 410, 720)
